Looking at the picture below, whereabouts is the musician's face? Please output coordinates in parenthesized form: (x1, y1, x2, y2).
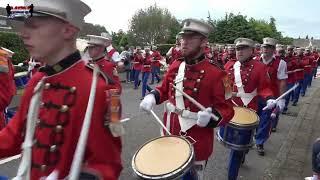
(287, 49, 294, 56)
(236, 46, 253, 62)
(180, 33, 207, 58)
(262, 45, 275, 59)
(88, 45, 105, 58)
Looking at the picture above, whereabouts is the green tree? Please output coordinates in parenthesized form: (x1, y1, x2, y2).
(79, 23, 108, 37)
(0, 32, 29, 64)
(128, 4, 180, 46)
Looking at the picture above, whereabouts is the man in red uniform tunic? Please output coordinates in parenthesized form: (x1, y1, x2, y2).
(312, 47, 319, 79)
(225, 39, 273, 114)
(166, 35, 182, 65)
(293, 48, 307, 105)
(3, 0, 122, 179)
(86, 34, 122, 92)
(223, 44, 236, 63)
(256, 37, 288, 155)
(140, 18, 234, 180)
(283, 45, 298, 113)
(150, 45, 162, 84)
(224, 38, 274, 180)
(132, 47, 143, 89)
(304, 48, 316, 87)
(0, 47, 16, 129)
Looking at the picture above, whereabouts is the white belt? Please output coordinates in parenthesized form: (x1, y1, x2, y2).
(233, 90, 257, 98)
(143, 65, 151, 67)
(163, 102, 198, 134)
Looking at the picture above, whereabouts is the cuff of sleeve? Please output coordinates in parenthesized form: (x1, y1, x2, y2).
(265, 96, 275, 101)
(206, 108, 222, 128)
(150, 89, 161, 104)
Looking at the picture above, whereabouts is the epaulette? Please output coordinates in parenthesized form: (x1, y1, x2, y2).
(209, 59, 224, 70)
(85, 63, 115, 85)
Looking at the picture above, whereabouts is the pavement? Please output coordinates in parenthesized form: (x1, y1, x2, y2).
(1, 72, 320, 180)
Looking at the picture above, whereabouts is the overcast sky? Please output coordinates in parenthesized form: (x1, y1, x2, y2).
(1, 0, 319, 39)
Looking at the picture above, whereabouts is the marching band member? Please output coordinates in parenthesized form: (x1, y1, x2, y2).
(293, 48, 307, 105)
(283, 45, 298, 113)
(224, 38, 274, 180)
(140, 18, 234, 179)
(133, 46, 143, 89)
(256, 37, 288, 154)
(1, 0, 122, 179)
(0, 47, 16, 129)
(166, 35, 182, 65)
(86, 33, 122, 92)
(312, 47, 319, 79)
(141, 47, 152, 99)
(150, 45, 162, 84)
(223, 44, 236, 63)
(304, 48, 315, 88)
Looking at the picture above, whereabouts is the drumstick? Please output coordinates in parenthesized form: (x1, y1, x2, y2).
(150, 110, 171, 135)
(275, 83, 299, 102)
(120, 118, 131, 123)
(263, 83, 299, 110)
(171, 84, 220, 121)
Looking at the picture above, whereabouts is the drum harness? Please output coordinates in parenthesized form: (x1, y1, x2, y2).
(232, 61, 257, 107)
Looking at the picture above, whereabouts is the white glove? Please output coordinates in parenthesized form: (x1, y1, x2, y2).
(276, 99, 285, 112)
(197, 107, 212, 127)
(139, 94, 156, 112)
(263, 99, 277, 110)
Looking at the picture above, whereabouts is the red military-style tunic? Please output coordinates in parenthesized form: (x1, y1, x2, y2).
(302, 55, 313, 75)
(151, 56, 234, 161)
(142, 54, 152, 73)
(89, 57, 122, 93)
(151, 50, 162, 68)
(260, 57, 282, 97)
(133, 53, 143, 71)
(169, 46, 182, 65)
(0, 52, 16, 129)
(284, 55, 298, 84)
(0, 51, 122, 179)
(312, 52, 319, 69)
(295, 55, 305, 81)
(224, 58, 273, 111)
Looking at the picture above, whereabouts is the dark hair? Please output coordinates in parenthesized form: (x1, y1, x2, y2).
(124, 45, 129, 51)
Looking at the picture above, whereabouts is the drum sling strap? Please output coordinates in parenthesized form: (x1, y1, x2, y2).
(233, 61, 257, 106)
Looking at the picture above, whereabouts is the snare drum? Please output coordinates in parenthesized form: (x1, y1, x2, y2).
(132, 136, 194, 179)
(14, 72, 29, 89)
(217, 107, 259, 151)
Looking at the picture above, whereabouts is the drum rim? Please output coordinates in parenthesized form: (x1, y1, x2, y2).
(132, 135, 194, 179)
(230, 107, 260, 127)
(14, 71, 29, 77)
(216, 131, 254, 151)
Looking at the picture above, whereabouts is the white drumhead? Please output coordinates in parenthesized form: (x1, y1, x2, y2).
(134, 136, 191, 176)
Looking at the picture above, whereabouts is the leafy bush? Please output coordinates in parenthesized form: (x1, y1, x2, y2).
(0, 32, 29, 65)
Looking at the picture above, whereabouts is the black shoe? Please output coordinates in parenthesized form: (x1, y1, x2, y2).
(138, 80, 141, 87)
(157, 79, 161, 83)
(257, 144, 265, 156)
(271, 128, 276, 132)
(301, 93, 305, 97)
(241, 154, 246, 164)
(292, 102, 297, 106)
